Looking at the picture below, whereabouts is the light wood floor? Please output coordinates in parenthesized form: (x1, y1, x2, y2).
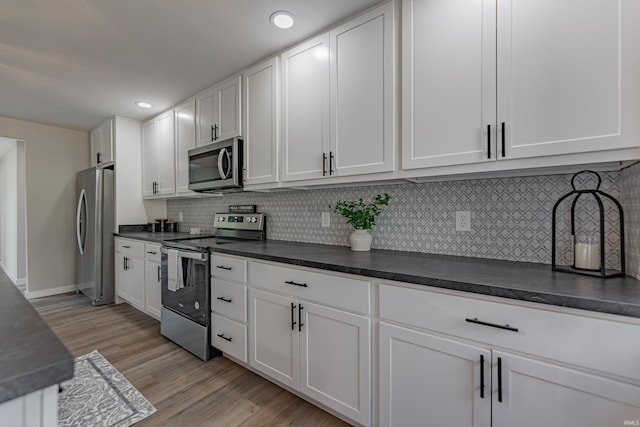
(31, 293, 350, 427)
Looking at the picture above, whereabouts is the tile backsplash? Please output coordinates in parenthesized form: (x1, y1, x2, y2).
(168, 169, 636, 271)
(622, 162, 640, 279)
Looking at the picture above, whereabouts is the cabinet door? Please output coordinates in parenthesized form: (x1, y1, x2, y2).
(196, 88, 215, 147)
(497, 0, 640, 160)
(244, 57, 279, 186)
(144, 261, 162, 320)
(115, 253, 129, 300)
(156, 110, 175, 195)
(100, 119, 114, 164)
(330, 2, 394, 177)
(90, 127, 101, 167)
(141, 120, 158, 197)
(248, 289, 299, 390)
(216, 75, 242, 141)
(281, 34, 330, 182)
(379, 322, 491, 427)
(126, 256, 145, 311)
(299, 301, 371, 426)
(492, 351, 640, 427)
(175, 99, 196, 194)
(402, 0, 496, 170)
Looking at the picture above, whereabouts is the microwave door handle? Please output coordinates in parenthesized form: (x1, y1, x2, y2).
(217, 147, 228, 179)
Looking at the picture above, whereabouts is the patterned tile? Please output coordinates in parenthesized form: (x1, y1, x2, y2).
(167, 170, 633, 269)
(621, 162, 640, 279)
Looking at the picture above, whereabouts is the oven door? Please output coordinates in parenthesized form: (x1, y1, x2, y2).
(161, 248, 209, 326)
(188, 137, 242, 192)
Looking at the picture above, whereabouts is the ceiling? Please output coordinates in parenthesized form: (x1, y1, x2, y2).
(0, 0, 383, 131)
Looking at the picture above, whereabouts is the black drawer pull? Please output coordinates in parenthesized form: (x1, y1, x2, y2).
(216, 296, 232, 303)
(122, 245, 131, 249)
(498, 357, 503, 402)
(465, 318, 519, 332)
(217, 333, 232, 342)
(147, 251, 157, 255)
(298, 304, 304, 331)
(285, 280, 308, 288)
(291, 302, 297, 331)
(216, 265, 232, 271)
(479, 354, 485, 399)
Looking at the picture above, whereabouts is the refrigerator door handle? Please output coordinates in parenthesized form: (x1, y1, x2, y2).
(76, 189, 87, 255)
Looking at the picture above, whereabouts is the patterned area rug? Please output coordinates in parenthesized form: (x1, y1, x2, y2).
(59, 350, 156, 427)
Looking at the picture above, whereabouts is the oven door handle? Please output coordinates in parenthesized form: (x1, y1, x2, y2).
(160, 247, 207, 261)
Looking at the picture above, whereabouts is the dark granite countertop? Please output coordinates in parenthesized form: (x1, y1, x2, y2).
(114, 231, 213, 244)
(203, 239, 640, 319)
(0, 282, 74, 403)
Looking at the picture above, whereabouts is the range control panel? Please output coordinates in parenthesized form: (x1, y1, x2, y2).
(214, 212, 264, 231)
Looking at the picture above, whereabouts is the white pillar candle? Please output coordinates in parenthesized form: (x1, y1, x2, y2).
(575, 242, 601, 270)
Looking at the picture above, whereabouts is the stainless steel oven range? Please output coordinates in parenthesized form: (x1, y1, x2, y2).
(160, 212, 265, 360)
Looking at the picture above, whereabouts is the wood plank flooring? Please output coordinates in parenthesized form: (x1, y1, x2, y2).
(31, 293, 350, 427)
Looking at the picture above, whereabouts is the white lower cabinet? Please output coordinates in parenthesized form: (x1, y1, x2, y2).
(248, 262, 371, 426)
(115, 238, 161, 319)
(379, 283, 640, 427)
(379, 322, 490, 427)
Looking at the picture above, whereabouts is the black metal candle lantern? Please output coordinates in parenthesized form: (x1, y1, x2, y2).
(551, 170, 625, 278)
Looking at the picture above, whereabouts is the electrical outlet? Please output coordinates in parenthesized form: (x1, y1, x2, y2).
(178, 212, 184, 222)
(455, 211, 471, 232)
(321, 212, 331, 228)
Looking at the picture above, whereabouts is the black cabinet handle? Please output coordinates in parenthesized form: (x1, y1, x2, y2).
(217, 333, 232, 342)
(285, 280, 308, 288)
(122, 245, 131, 249)
(498, 357, 503, 403)
(291, 302, 297, 331)
(211, 125, 214, 141)
(487, 124, 491, 159)
(322, 153, 327, 176)
(329, 151, 334, 175)
(480, 354, 485, 399)
(157, 265, 161, 282)
(123, 256, 128, 271)
(465, 318, 519, 332)
(216, 296, 232, 303)
(213, 124, 219, 140)
(298, 304, 304, 332)
(147, 251, 157, 255)
(501, 122, 506, 157)
(97, 152, 102, 164)
(216, 265, 232, 271)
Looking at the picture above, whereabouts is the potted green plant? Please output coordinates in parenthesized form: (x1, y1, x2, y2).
(332, 193, 390, 251)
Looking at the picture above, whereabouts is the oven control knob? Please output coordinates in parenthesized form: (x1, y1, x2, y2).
(218, 216, 225, 222)
(194, 301, 200, 310)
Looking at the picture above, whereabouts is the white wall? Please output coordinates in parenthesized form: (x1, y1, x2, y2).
(0, 140, 18, 282)
(0, 116, 89, 296)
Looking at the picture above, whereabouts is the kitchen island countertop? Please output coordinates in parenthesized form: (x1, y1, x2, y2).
(0, 281, 74, 404)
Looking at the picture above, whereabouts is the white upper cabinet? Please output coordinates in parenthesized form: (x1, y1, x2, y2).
(174, 99, 196, 195)
(90, 118, 114, 167)
(403, 0, 640, 171)
(330, 1, 395, 176)
(196, 75, 242, 147)
(282, 2, 396, 183)
(497, 0, 640, 160)
(402, 0, 496, 169)
(281, 34, 331, 182)
(142, 109, 175, 197)
(243, 57, 280, 186)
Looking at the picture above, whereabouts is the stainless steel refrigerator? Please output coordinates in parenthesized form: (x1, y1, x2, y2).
(75, 167, 115, 305)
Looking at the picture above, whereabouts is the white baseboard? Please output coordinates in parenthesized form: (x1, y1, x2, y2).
(0, 260, 18, 284)
(25, 285, 76, 300)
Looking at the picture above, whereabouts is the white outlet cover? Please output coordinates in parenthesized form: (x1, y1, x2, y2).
(321, 212, 331, 228)
(455, 211, 471, 232)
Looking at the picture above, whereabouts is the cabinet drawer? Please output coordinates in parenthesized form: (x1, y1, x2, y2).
(248, 261, 371, 314)
(211, 279, 247, 323)
(144, 242, 161, 263)
(115, 238, 145, 258)
(380, 283, 640, 382)
(211, 254, 247, 283)
(212, 313, 247, 362)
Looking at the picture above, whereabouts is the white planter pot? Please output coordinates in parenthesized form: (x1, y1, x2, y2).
(349, 229, 372, 251)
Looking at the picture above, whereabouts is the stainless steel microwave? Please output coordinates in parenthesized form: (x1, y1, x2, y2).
(188, 138, 243, 193)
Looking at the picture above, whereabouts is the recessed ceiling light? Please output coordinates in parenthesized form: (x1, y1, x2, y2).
(135, 101, 152, 109)
(270, 11, 294, 29)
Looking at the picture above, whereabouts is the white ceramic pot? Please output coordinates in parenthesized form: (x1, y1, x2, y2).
(349, 229, 372, 251)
